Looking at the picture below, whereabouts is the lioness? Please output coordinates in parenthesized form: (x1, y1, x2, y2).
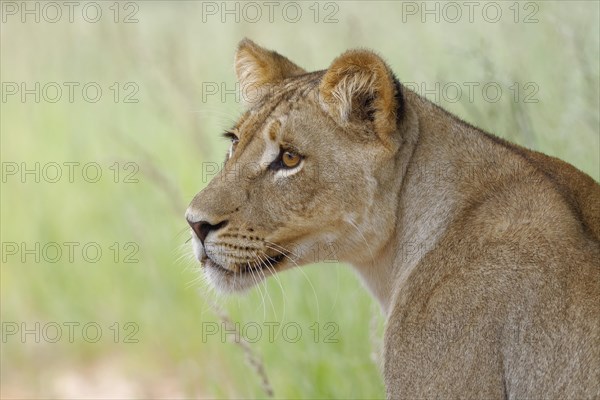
(186, 39, 600, 398)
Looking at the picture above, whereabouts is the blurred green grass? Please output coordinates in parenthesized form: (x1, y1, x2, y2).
(1, 1, 598, 398)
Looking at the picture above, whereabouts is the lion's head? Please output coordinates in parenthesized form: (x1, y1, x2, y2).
(186, 39, 410, 292)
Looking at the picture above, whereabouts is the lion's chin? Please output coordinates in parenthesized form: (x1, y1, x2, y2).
(201, 255, 285, 293)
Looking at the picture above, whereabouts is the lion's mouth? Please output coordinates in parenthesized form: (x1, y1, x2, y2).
(202, 253, 286, 275)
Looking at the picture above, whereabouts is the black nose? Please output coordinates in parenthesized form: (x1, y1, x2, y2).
(187, 219, 228, 244)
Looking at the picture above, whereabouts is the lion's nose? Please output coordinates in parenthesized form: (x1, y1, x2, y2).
(187, 218, 228, 245)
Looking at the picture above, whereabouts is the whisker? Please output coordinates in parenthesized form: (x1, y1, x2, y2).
(259, 251, 288, 320)
(263, 240, 300, 259)
(259, 251, 288, 334)
(265, 244, 321, 322)
(247, 261, 267, 319)
(348, 219, 376, 266)
(252, 252, 278, 320)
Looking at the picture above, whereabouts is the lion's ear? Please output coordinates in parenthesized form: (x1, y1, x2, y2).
(234, 38, 306, 107)
(319, 50, 401, 142)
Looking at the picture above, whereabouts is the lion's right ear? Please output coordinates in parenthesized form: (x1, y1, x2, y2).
(235, 38, 306, 107)
(319, 50, 401, 145)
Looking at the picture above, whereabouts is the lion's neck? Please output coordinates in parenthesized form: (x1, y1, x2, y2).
(351, 92, 476, 314)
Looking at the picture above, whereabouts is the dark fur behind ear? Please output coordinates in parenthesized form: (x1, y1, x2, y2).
(392, 76, 405, 127)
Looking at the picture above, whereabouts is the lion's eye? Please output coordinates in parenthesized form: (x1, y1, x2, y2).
(222, 130, 239, 157)
(269, 148, 304, 171)
(281, 150, 302, 169)
(231, 137, 239, 151)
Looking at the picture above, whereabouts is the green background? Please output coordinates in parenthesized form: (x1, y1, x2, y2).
(1, 1, 598, 398)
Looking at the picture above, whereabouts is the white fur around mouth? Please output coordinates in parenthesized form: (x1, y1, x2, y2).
(202, 253, 286, 275)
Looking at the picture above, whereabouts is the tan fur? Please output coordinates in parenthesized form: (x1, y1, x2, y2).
(235, 38, 306, 107)
(186, 39, 600, 399)
(320, 50, 398, 145)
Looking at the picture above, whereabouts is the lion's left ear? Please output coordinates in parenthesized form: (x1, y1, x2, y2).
(235, 38, 306, 107)
(319, 50, 401, 143)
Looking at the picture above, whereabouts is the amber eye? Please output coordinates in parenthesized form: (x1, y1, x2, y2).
(281, 150, 301, 168)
